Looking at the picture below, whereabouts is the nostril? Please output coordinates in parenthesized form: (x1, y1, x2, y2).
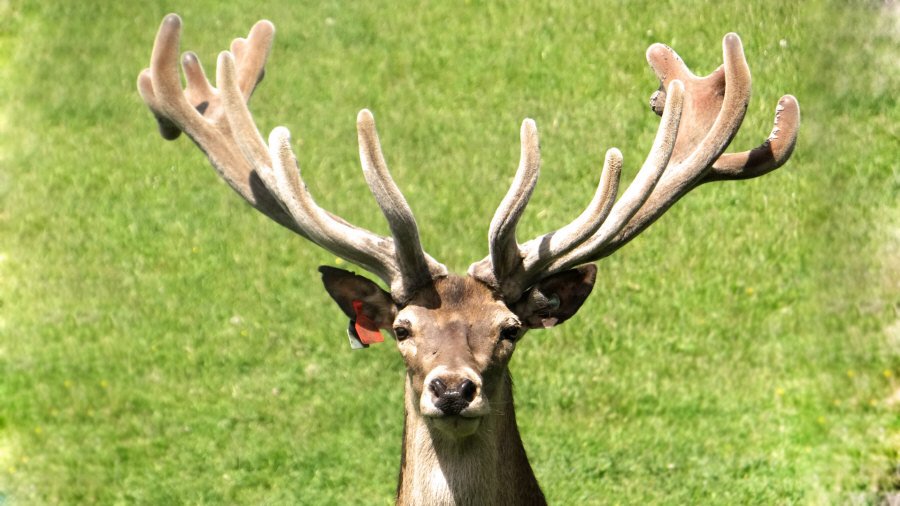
(460, 379, 477, 402)
(429, 378, 447, 397)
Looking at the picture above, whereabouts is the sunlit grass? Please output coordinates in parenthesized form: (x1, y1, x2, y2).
(2, 0, 898, 504)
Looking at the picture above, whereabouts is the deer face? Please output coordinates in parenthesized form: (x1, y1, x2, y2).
(395, 275, 519, 437)
(320, 265, 597, 439)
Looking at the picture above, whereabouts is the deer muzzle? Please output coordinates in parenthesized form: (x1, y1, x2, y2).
(419, 366, 490, 436)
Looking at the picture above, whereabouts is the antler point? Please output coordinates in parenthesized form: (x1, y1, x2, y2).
(779, 94, 799, 108)
(645, 42, 670, 59)
(269, 126, 292, 143)
(256, 19, 275, 31)
(163, 13, 182, 27)
(722, 32, 745, 56)
(521, 118, 538, 136)
(216, 51, 238, 77)
(358, 108, 375, 124)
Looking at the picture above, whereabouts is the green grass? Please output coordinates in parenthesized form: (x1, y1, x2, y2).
(2, 0, 898, 504)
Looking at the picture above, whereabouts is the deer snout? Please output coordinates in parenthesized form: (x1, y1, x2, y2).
(429, 378, 478, 416)
(420, 367, 487, 419)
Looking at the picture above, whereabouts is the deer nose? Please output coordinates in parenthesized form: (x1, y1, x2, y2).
(429, 378, 478, 415)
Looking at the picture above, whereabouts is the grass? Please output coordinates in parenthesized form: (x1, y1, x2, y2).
(1, 0, 898, 504)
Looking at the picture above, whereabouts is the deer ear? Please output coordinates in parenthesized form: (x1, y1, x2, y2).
(319, 266, 397, 330)
(513, 264, 597, 329)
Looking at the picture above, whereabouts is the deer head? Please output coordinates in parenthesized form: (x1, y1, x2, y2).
(138, 14, 799, 503)
(318, 263, 595, 439)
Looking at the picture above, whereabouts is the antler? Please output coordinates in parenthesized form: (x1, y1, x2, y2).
(137, 14, 446, 302)
(469, 33, 800, 299)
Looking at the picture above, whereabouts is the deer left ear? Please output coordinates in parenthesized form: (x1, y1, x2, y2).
(513, 264, 597, 329)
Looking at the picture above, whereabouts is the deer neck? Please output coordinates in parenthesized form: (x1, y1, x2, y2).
(395, 371, 545, 506)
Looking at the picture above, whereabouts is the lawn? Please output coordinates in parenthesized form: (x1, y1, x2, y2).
(1, 0, 898, 504)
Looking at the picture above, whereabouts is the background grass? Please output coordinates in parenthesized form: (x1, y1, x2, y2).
(1, 0, 898, 504)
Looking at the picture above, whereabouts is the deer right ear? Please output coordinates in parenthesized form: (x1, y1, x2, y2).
(319, 266, 397, 329)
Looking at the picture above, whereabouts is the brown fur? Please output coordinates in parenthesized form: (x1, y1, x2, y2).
(393, 275, 546, 505)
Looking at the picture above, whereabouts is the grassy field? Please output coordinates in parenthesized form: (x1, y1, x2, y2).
(2, 0, 898, 504)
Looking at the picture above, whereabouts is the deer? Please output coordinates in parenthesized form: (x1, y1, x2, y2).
(138, 14, 800, 506)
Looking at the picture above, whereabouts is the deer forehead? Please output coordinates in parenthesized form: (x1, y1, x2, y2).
(398, 302, 513, 332)
(398, 275, 516, 332)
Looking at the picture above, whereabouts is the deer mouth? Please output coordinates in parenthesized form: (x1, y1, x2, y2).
(420, 386, 490, 438)
(427, 413, 482, 438)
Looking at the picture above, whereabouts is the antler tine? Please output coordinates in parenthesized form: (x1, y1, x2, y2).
(472, 33, 799, 295)
(596, 33, 797, 254)
(706, 95, 800, 181)
(357, 110, 448, 296)
(470, 80, 683, 297)
(547, 33, 777, 271)
(141, 15, 196, 137)
(137, 14, 296, 231)
(139, 15, 447, 302)
(478, 119, 541, 294)
(476, 146, 623, 294)
(263, 127, 400, 282)
(543, 79, 684, 274)
(216, 53, 396, 282)
(519, 146, 623, 273)
(214, 32, 443, 299)
(217, 52, 272, 174)
(229, 21, 274, 100)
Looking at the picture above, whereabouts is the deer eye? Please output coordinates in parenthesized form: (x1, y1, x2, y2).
(393, 326, 411, 341)
(500, 325, 521, 342)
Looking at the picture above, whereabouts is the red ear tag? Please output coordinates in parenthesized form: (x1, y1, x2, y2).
(352, 300, 384, 345)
